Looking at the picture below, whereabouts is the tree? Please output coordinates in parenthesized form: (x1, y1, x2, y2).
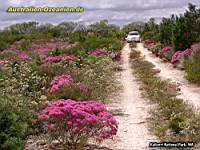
(159, 16, 175, 45)
(89, 20, 120, 37)
(184, 3, 200, 42)
(172, 16, 193, 51)
(8, 22, 39, 34)
(122, 22, 145, 34)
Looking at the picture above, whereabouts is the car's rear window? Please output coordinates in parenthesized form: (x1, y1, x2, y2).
(129, 32, 139, 35)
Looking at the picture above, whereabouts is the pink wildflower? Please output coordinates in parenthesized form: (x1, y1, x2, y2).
(115, 52, 122, 61)
(0, 60, 8, 67)
(38, 99, 118, 142)
(191, 43, 200, 54)
(90, 48, 104, 56)
(171, 43, 200, 64)
(171, 51, 183, 64)
(161, 46, 172, 53)
(18, 53, 30, 61)
(43, 56, 63, 63)
(74, 82, 88, 93)
(64, 54, 76, 61)
(46, 124, 56, 130)
(48, 74, 73, 93)
(7, 42, 20, 51)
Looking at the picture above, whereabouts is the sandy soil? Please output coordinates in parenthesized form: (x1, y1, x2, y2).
(137, 43, 200, 109)
(102, 44, 157, 150)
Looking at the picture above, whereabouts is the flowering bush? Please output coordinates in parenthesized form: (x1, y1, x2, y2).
(6, 41, 74, 62)
(171, 51, 183, 64)
(43, 55, 63, 63)
(161, 46, 172, 53)
(120, 38, 126, 46)
(18, 52, 30, 61)
(191, 43, 200, 54)
(0, 60, 8, 67)
(171, 43, 200, 68)
(73, 82, 88, 93)
(159, 46, 174, 61)
(150, 43, 162, 55)
(7, 42, 21, 51)
(78, 56, 118, 101)
(144, 39, 154, 50)
(8, 41, 73, 52)
(42, 54, 76, 64)
(1, 62, 49, 99)
(65, 54, 76, 61)
(89, 48, 105, 56)
(47, 73, 90, 100)
(114, 52, 122, 61)
(144, 39, 153, 45)
(35, 48, 52, 57)
(38, 99, 118, 149)
(107, 51, 122, 61)
(48, 74, 73, 93)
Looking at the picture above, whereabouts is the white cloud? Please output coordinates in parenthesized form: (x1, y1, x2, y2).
(0, 0, 199, 29)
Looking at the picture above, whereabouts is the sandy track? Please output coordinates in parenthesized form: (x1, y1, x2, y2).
(103, 44, 157, 150)
(137, 43, 200, 109)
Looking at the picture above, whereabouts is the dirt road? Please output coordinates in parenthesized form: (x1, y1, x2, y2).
(103, 43, 157, 150)
(137, 43, 200, 109)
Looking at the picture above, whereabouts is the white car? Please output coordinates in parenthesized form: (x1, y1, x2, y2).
(126, 31, 140, 42)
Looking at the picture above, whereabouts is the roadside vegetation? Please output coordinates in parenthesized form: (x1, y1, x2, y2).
(123, 3, 200, 85)
(0, 20, 124, 149)
(130, 48, 200, 147)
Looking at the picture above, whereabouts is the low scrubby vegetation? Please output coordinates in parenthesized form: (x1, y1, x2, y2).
(138, 3, 200, 85)
(0, 20, 123, 149)
(130, 48, 200, 146)
(184, 50, 200, 84)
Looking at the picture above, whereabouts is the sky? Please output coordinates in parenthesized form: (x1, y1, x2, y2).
(0, 0, 199, 29)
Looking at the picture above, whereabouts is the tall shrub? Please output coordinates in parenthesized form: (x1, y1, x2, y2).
(159, 16, 175, 45)
(184, 49, 200, 84)
(172, 16, 194, 51)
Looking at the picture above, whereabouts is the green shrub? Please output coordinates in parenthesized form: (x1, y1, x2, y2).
(159, 17, 174, 45)
(3, 62, 50, 99)
(184, 50, 200, 84)
(197, 35, 200, 42)
(78, 56, 118, 101)
(47, 84, 90, 101)
(172, 16, 194, 51)
(142, 31, 159, 43)
(0, 51, 16, 59)
(47, 48, 62, 56)
(79, 36, 122, 53)
(0, 40, 8, 50)
(19, 39, 31, 51)
(0, 95, 37, 150)
(68, 31, 88, 43)
(150, 43, 162, 55)
(0, 99, 25, 150)
(0, 62, 48, 149)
